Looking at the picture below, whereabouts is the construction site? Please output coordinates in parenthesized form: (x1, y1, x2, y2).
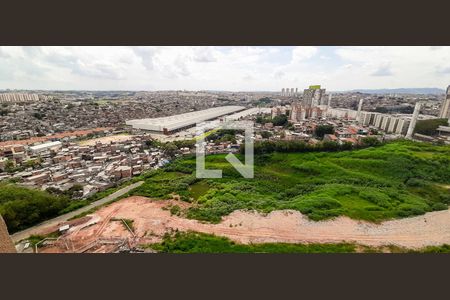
(21, 196, 450, 253)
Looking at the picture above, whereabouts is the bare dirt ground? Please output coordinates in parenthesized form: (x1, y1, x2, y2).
(0, 127, 113, 147)
(78, 134, 134, 146)
(11, 181, 144, 243)
(36, 196, 450, 253)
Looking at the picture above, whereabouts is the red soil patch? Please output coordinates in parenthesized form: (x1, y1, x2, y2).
(36, 196, 450, 253)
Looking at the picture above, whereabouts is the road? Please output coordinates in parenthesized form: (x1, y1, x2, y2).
(11, 181, 144, 243)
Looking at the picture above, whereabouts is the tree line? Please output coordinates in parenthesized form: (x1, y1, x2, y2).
(241, 136, 382, 155)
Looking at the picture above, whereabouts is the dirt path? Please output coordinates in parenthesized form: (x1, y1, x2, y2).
(11, 181, 144, 243)
(35, 196, 450, 252)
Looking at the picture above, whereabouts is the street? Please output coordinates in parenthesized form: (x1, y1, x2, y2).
(11, 181, 144, 243)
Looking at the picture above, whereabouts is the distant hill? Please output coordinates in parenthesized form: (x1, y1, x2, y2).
(349, 88, 445, 95)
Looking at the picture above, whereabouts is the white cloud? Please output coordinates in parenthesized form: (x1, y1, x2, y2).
(192, 47, 217, 63)
(273, 70, 285, 79)
(0, 46, 449, 91)
(371, 63, 393, 77)
(291, 46, 318, 63)
(332, 46, 450, 89)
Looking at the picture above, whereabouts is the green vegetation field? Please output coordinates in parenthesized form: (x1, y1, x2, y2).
(0, 184, 71, 233)
(148, 231, 357, 253)
(1, 140, 449, 237)
(146, 231, 450, 253)
(131, 140, 450, 223)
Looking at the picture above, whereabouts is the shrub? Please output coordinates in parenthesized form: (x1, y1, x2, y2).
(170, 205, 181, 216)
(359, 190, 392, 208)
(431, 202, 447, 211)
(397, 204, 426, 217)
(360, 136, 381, 147)
(405, 178, 427, 187)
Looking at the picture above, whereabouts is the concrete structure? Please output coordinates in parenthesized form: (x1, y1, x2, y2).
(281, 88, 285, 96)
(291, 105, 324, 122)
(438, 85, 450, 120)
(437, 125, 450, 141)
(356, 99, 364, 122)
(358, 111, 378, 126)
(0, 215, 15, 253)
(302, 85, 326, 107)
(126, 106, 245, 134)
(29, 141, 62, 154)
(326, 108, 358, 120)
(406, 102, 422, 139)
(291, 88, 295, 97)
(225, 107, 271, 121)
(0, 93, 40, 103)
(335, 105, 436, 136)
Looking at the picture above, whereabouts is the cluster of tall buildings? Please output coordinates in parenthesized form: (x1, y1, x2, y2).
(275, 84, 450, 138)
(290, 85, 330, 122)
(356, 111, 412, 135)
(302, 85, 328, 106)
(281, 88, 298, 97)
(0, 93, 42, 103)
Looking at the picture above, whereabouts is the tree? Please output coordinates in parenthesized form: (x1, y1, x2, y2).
(145, 139, 162, 148)
(272, 114, 288, 126)
(32, 112, 45, 120)
(374, 107, 389, 113)
(174, 139, 196, 149)
(261, 131, 272, 139)
(315, 125, 334, 138)
(414, 118, 448, 136)
(256, 97, 272, 105)
(217, 134, 236, 144)
(360, 136, 381, 147)
(65, 184, 84, 198)
(0, 183, 70, 233)
(23, 159, 41, 169)
(162, 142, 178, 157)
(4, 159, 16, 173)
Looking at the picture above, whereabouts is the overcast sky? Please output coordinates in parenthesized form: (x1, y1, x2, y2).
(0, 46, 449, 91)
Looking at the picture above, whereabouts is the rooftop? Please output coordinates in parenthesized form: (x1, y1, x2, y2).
(29, 141, 62, 152)
(126, 106, 245, 132)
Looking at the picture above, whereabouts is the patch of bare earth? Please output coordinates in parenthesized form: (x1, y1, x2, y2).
(37, 196, 450, 253)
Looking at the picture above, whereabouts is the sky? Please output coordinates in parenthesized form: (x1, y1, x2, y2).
(0, 46, 449, 91)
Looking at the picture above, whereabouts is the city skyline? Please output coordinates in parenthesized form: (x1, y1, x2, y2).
(1, 46, 450, 91)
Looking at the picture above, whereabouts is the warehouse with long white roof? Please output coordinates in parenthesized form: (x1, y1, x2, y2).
(126, 106, 246, 134)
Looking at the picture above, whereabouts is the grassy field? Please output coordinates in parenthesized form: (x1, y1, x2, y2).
(130, 140, 450, 223)
(146, 231, 450, 253)
(147, 231, 357, 253)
